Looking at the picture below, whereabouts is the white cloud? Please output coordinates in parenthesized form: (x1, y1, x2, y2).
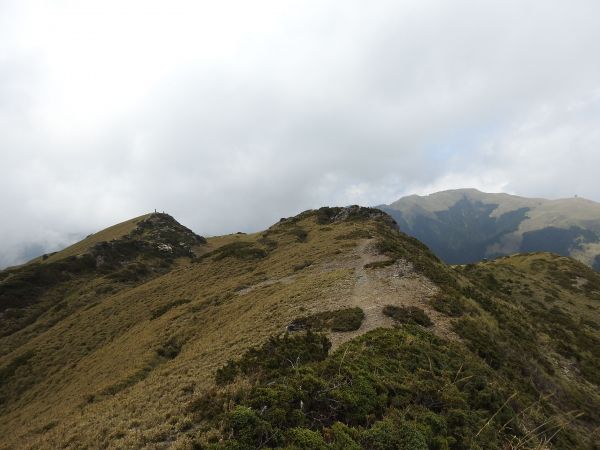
(1, 0, 600, 267)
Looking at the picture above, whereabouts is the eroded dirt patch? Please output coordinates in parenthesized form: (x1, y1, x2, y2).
(324, 240, 458, 349)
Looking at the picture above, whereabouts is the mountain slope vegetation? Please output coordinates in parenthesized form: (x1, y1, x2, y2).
(378, 188, 600, 268)
(0, 208, 598, 449)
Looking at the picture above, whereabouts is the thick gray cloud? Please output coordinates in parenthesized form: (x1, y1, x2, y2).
(2, 0, 600, 268)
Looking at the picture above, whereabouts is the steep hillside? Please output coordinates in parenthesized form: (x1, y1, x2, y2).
(0, 212, 206, 341)
(378, 189, 600, 268)
(35, 214, 152, 264)
(0, 208, 598, 449)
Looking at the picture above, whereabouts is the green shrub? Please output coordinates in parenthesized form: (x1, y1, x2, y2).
(215, 360, 238, 386)
(226, 406, 276, 448)
(362, 419, 427, 450)
(257, 236, 278, 251)
(454, 318, 503, 369)
(197, 327, 518, 449)
(188, 388, 226, 422)
(210, 242, 267, 261)
(323, 422, 361, 450)
(383, 305, 432, 327)
(315, 207, 340, 224)
(288, 308, 365, 332)
(0, 254, 96, 311)
(286, 427, 328, 449)
(214, 332, 331, 386)
(155, 338, 181, 359)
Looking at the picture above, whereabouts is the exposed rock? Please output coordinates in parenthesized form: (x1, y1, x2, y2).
(158, 243, 173, 252)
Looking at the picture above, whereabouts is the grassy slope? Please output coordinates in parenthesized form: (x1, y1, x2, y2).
(0, 209, 384, 448)
(37, 214, 152, 264)
(0, 213, 203, 342)
(0, 208, 598, 449)
(388, 188, 600, 232)
(388, 189, 544, 223)
(191, 251, 600, 449)
(452, 253, 600, 447)
(386, 189, 600, 265)
(388, 189, 600, 227)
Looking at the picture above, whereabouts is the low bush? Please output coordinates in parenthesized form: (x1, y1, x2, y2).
(383, 305, 432, 327)
(210, 242, 267, 261)
(315, 207, 340, 224)
(362, 418, 427, 450)
(155, 338, 181, 359)
(214, 360, 238, 386)
(215, 331, 331, 386)
(286, 427, 328, 449)
(454, 318, 503, 370)
(0, 255, 96, 311)
(288, 308, 365, 332)
(197, 327, 520, 449)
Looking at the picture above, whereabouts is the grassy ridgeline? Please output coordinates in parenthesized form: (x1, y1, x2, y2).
(0, 207, 598, 449)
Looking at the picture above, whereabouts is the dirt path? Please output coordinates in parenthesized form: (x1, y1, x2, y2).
(328, 239, 457, 349)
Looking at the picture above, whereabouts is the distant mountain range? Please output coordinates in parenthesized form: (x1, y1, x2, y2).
(378, 188, 600, 269)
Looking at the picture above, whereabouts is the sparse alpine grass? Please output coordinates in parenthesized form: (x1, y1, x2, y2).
(0, 207, 598, 449)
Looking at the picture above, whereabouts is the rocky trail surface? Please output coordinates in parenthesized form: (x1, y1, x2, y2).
(328, 239, 457, 349)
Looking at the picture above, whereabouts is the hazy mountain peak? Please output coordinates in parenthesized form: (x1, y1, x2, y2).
(381, 189, 600, 268)
(36, 212, 206, 266)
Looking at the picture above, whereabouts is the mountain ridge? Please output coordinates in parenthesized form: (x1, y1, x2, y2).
(379, 188, 600, 268)
(1, 207, 599, 449)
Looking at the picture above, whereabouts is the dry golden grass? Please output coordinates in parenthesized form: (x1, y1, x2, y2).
(2, 210, 599, 449)
(0, 213, 384, 449)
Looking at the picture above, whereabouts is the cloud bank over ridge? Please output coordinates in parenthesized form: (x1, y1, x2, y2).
(1, 0, 600, 267)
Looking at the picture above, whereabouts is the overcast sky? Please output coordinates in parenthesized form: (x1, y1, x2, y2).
(2, 0, 600, 268)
